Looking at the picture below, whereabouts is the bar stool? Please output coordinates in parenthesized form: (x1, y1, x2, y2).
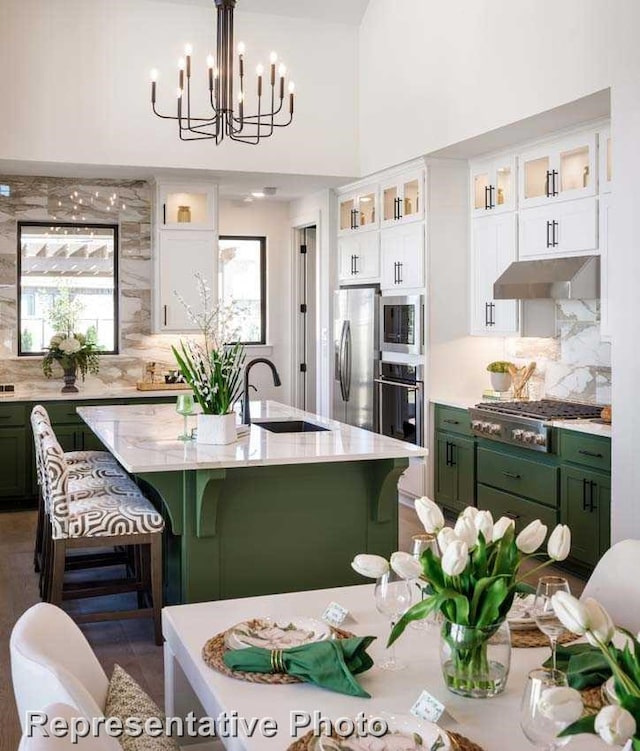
(36, 429, 164, 644)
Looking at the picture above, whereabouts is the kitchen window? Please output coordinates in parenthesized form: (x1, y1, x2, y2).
(218, 235, 266, 345)
(17, 222, 119, 355)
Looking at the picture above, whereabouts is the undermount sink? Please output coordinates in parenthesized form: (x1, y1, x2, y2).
(254, 420, 330, 434)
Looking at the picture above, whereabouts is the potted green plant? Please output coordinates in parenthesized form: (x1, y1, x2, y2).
(42, 289, 100, 392)
(172, 274, 245, 445)
(487, 361, 514, 393)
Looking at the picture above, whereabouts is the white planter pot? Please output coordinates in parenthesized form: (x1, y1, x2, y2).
(490, 372, 512, 393)
(197, 413, 237, 445)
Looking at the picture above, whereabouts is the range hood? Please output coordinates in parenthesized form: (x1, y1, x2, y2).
(493, 256, 600, 300)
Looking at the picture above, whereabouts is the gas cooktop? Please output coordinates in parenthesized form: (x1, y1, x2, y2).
(475, 399, 602, 421)
(469, 399, 602, 452)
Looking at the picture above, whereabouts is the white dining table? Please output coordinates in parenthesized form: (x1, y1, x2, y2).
(162, 584, 607, 751)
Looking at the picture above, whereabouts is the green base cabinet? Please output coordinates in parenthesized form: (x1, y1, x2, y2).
(435, 433, 475, 514)
(0, 428, 29, 499)
(560, 466, 611, 569)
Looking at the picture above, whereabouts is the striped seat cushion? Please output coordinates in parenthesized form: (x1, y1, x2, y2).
(66, 491, 165, 539)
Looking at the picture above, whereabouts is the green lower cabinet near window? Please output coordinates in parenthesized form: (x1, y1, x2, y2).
(435, 433, 475, 514)
(0, 428, 29, 499)
(560, 466, 611, 569)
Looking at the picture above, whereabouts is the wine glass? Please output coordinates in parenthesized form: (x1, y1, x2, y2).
(520, 668, 570, 750)
(176, 394, 194, 441)
(533, 576, 570, 671)
(374, 570, 412, 671)
(409, 534, 438, 631)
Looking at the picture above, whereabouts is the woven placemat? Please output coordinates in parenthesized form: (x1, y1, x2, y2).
(287, 730, 485, 751)
(202, 625, 355, 684)
(511, 627, 579, 649)
(581, 684, 607, 716)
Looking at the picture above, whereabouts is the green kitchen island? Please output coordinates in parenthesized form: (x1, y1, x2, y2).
(77, 401, 427, 604)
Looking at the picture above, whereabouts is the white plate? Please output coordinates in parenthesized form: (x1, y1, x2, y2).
(507, 594, 536, 630)
(224, 617, 331, 650)
(315, 714, 450, 751)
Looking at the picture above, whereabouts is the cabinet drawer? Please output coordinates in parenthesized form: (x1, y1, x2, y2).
(0, 403, 26, 427)
(434, 405, 472, 437)
(559, 431, 610, 472)
(478, 484, 557, 532)
(43, 402, 85, 425)
(477, 446, 558, 507)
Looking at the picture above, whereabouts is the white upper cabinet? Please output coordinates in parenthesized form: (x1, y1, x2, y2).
(518, 197, 598, 260)
(518, 131, 597, 210)
(380, 170, 425, 227)
(599, 193, 612, 341)
(338, 233, 380, 285)
(470, 156, 516, 217)
(381, 223, 425, 290)
(338, 187, 379, 235)
(470, 213, 519, 336)
(599, 126, 612, 194)
(157, 182, 216, 231)
(156, 230, 216, 332)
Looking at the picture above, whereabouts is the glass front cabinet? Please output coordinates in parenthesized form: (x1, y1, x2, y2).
(470, 156, 516, 217)
(338, 187, 378, 234)
(157, 182, 216, 230)
(380, 171, 424, 228)
(518, 131, 597, 210)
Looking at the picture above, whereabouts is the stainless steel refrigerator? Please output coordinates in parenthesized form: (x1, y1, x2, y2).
(333, 286, 379, 430)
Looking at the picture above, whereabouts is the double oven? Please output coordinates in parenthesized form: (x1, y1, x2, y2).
(376, 294, 424, 447)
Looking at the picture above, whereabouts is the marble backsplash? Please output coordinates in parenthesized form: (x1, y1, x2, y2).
(0, 175, 181, 397)
(505, 300, 611, 405)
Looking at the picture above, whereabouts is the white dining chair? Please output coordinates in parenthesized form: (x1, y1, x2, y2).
(18, 703, 119, 751)
(580, 539, 640, 633)
(10, 603, 109, 732)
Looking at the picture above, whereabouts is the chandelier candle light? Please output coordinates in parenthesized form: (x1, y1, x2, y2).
(150, 0, 295, 144)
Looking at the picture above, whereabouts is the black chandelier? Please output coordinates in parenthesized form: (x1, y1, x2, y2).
(150, 0, 295, 145)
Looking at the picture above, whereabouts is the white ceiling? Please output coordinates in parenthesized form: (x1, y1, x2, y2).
(148, 0, 371, 25)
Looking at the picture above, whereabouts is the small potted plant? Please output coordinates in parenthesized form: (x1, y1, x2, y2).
(172, 274, 245, 445)
(487, 361, 514, 393)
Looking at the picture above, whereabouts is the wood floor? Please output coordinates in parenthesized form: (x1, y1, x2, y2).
(0, 507, 585, 751)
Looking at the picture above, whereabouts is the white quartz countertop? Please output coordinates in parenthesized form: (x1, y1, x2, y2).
(550, 418, 612, 437)
(0, 386, 191, 403)
(430, 396, 479, 410)
(77, 400, 428, 473)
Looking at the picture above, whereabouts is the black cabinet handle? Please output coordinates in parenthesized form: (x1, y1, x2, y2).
(489, 185, 495, 209)
(163, 305, 168, 326)
(353, 255, 359, 275)
(546, 220, 553, 248)
(578, 449, 604, 459)
(582, 478, 590, 511)
(485, 302, 490, 327)
(397, 261, 403, 284)
(486, 302, 495, 327)
(393, 198, 398, 221)
(503, 471, 521, 480)
(450, 443, 457, 467)
(505, 511, 520, 521)
(552, 170, 559, 196)
(552, 220, 559, 247)
(163, 203, 166, 224)
(545, 171, 551, 198)
(0, 415, 10, 420)
(445, 441, 451, 467)
(484, 186, 490, 211)
(443, 419, 460, 425)
(396, 197, 403, 220)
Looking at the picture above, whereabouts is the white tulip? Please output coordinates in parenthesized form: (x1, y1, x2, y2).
(474, 510, 494, 543)
(552, 591, 591, 635)
(515, 519, 547, 554)
(390, 551, 422, 580)
(351, 554, 389, 579)
(583, 598, 615, 646)
(547, 524, 571, 561)
(538, 686, 584, 724)
(441, 539, 469, 577)
(454, 515, 478, 549)
(595, 705, 637, 746)
(461, 506, 480, 522)
(437, 527, 457, 555)
(493, 516, 516, 541)
(415, 497, 445, 534)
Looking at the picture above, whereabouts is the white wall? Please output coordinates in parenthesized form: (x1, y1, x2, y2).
(218, 199, 293, 404)
(358, 0, 611, 175)
(0, 0, 359, 177)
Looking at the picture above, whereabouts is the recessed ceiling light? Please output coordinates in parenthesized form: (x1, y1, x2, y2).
(243, 196, 254, 203)
(251, 191, 265, 198)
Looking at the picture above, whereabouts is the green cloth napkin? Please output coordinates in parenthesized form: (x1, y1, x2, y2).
(223, 636, 376, 697)
(543, 644, 612, 689)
